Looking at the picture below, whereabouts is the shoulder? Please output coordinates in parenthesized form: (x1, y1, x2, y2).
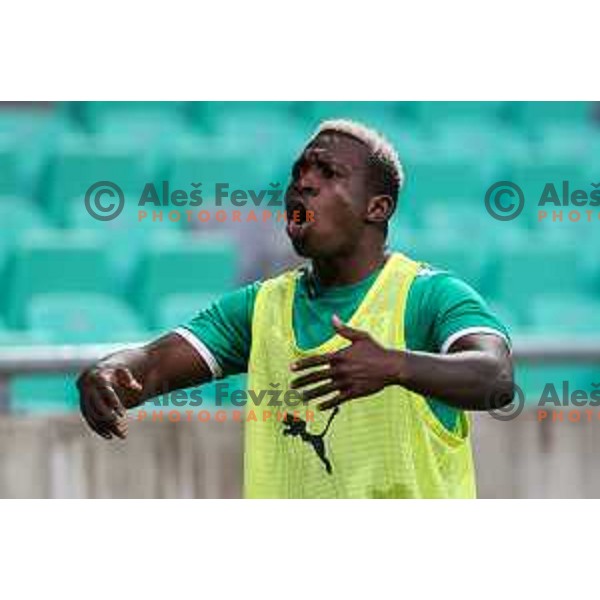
(406, 265, 510, 353)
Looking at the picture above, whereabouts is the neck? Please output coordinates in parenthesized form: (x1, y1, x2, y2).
(311, 243, 387, 288)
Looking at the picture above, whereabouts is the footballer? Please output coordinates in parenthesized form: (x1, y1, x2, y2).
(78, 119, 514, 499)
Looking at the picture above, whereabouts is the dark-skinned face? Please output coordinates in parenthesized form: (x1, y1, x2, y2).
(284, 132, 374, 258)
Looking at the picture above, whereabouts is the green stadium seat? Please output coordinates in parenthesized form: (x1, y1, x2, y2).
(40, 135, 148, 224)
(25, 293, 146, 344)
(188, 101, 298, 130)
(0, 196, 49, 273)
(408, 158, 488, 215)
(189, 103, 305, 159)
(299, 102, 401, 131)
(4, 293, 146, 415)
(2, 292, 146, 415)
(394, 229, 492, 291)
(3, 229, 110, 327)
(510, 102, 593, 128)
(488, 301, 526, 337)
(528, 294, 600, 334)
(414, 102, 507, 126)
(514, 296, 600, 405)
(0, 328, 73, 414)
(431, 121, 532, 166)
(0, 141, 20, 196)
(532, 123, 600, 163)
(67, 194, 185, 285)
(133, 234, 238, 327)
(508, 158, 590, 230)
(167, 139, 271, 208)
(417, 199, 528, 243)
(156, 292, 219, 330)
(65, 101, 184, 132)
(491, 237, 586, 314)
(515, 362, 597, 407)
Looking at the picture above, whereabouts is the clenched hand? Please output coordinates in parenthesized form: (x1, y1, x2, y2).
(78, 366, 143, 440)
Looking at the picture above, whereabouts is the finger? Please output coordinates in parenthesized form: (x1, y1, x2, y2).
(109, 416, 128, 440)
(332, 314, 367, 342)
(290, 368, 334, 389)
(318, 391, 350, 412)
(81, 389, 113, 439)
(302, 381, 340, 402)
(91, 386, 123, 433)
(116, 368, 143, 393)
(291, 353, 333, 372)
(97, 383, 126, 418)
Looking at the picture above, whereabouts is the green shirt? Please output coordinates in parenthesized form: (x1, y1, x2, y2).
(178, 264, 509, 432)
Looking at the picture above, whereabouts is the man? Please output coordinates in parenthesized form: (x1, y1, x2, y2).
(78, 119, 514, 498)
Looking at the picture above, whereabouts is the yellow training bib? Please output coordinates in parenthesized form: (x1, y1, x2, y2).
(245, 253, 476, 498)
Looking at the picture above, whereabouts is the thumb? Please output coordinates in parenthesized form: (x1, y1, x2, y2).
(332, 314, 367, 342)
(115, 368, 143, 393)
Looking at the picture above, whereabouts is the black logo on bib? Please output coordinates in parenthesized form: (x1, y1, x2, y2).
(281, 407, 339, 474)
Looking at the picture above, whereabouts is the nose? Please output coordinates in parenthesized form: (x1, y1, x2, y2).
(294, 165, 319, 200)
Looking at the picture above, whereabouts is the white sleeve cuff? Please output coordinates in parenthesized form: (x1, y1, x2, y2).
(173, 327, 223, 379)
(440, 327, 510, 354)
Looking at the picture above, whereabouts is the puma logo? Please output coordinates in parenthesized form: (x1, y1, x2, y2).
(282, 407, 339, 474)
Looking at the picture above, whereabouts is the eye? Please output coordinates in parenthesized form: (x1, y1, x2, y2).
(318, 161, 336, 179)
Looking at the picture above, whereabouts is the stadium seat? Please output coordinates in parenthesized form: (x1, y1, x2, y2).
(67, 194, 185, 285)
(0, 326, 73, 414)
(132, 234, 238, 327)
(3, 229, 111, 327)
(0, 141, 20, 196)
(430, 120, 532, 166)
(0, 196, 49, 273)
(491, 237, 586, 314)
(396, 229, 492, 291)
(7, 293, 146, 415)
(40, 135, 148, 224)
(416, 199, 528, 243)
(299, 101, 402, 130)
(25, 293, 146, 344)
(531, 123, 600, 163)
(189, 102, 306, 160)
(65, 101, 184, 132)
(413, 102, 507, 127)
(408, 157, 488, 212)
(510, 102, 593, 128)
(528, 294, 600, 335)
(156, 292, 219, 331)
(167, 139, 271, 208)
(514, 296, 600, 405)
(508, 159, 590, 230)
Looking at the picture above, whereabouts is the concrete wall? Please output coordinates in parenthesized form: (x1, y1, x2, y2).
(1, 411, 599, 498)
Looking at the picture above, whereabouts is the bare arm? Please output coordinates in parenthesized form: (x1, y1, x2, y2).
(391, 332, 513, 411)
(77, 332, 212, 440)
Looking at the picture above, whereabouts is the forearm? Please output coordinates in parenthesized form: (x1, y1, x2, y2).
(393, 349, 514, 411)
(81, 333, 212, 408)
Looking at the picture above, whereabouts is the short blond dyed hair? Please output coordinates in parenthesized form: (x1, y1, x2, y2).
(308, 119, 405, 211)
(310, 118, 405, 201)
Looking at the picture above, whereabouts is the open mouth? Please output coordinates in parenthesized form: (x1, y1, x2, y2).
(285, 198, 312, 242)
(285, 199, 308, 225)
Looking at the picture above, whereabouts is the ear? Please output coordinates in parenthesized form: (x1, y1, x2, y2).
(365, 194, 394, 225)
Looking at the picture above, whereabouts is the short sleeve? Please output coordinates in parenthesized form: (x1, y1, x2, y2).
(175, 282, 260, 378)
(408, 269, 510, 355)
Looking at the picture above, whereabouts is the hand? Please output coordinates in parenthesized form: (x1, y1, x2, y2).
(78, 366, 143, 440)
(290, 315, 403, 411)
